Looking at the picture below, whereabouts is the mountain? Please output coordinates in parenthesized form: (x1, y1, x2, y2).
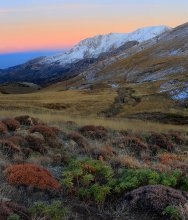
(42, 26, 170, 65)
(0, 25, 171, 85)
(46, 22, 188, 115)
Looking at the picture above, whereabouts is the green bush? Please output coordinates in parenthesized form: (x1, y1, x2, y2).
(61, 157, 114, 205)
(29, 201, 67, 220)
(163, 206, 182, 220)
(7, 214, 20, 220)
(181, 176, 188, 191)
(62, 158, 186, 206)
(113, 169, 183, 193)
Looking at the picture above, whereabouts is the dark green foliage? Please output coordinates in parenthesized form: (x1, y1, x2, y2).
(7, 214, 21, 220)
(163, 206, 182, 220)
(62, 157, 114, 205)
(113, 169, 184, 193)
(29, 201, 67, 220)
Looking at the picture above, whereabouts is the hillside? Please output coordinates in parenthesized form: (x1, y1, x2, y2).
(0, 82, 41, 94)
(0, 26, 170, 86)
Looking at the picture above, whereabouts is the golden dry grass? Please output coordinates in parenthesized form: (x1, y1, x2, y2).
(0, 108, 187, 133)
(0, 82, 187, 133)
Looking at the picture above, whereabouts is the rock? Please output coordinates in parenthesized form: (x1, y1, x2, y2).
(118, 185, 188, 216)
(15, 129, 30, 137)
(28, 132, 45, 141)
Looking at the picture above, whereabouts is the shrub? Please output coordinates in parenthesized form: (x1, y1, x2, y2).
(0, 140, 21, 157)
(0, 121, 8, 134)
(113, 168, 183, 193)
(8, 135, 27, 146)
(160, 153, 181, 165)
(148, 133, 175, 151)
(167, 132, 186, 145)
(2, 119, 20, 131)
(163, 205, 182, 220)
(62, 158, 114, 205)
(5, 164, 61, 190)
(30, 125, 60, 139)
(15, 115, 39, 126)
(25, 135, 47, 154)
(0, 201, 28, 220)
(112, 136, 148, 154)
(79, 125, 108, 140)
(67, 132, 91, 152)
(29, 201, 67, 220)
(113, 155, 141, 169)
(98, 144, 117, 159)
(7, 214, 20, 220)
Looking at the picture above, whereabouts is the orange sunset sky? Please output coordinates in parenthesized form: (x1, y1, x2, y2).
(0, 0, 188, 53)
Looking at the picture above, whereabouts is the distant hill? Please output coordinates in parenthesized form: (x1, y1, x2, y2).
(0, 82, 41, 94)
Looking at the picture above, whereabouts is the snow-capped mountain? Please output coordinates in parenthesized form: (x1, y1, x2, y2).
(42, 25, 171, 65)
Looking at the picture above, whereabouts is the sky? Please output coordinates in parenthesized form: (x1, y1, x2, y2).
(0, 0, 187, 68)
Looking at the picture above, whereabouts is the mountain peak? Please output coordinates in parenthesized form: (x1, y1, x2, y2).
(41, 25, 171, 66)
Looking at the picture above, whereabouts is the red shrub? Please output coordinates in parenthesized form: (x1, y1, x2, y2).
(68, 132, 91, 152)
(0, 121, 8, 134)
(0, 140, 21, 157)
(5, 164, 61, 190)
(2, 119, 20, 131)
(166, 132, 186, 145)
(25, 135, 47, 154)
(29, 125, 60, 139)
(8, 135, 27, 146)
(148, 133, 175, 151)
(15, 115, 39, 126)
(79, 125, 108, 140)
(112, 136, 148, 153)
(99, 144, 117, 159)
(160, 153, 181, 165)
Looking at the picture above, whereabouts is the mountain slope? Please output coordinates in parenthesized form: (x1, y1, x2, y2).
(0, 25, 170, 86)
(44, 22, 188, 121)
(54, 22, 188, 91)
(42, 26, 170, 65)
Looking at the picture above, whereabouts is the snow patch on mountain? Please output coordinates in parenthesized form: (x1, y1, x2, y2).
(42, 25, 171, 65)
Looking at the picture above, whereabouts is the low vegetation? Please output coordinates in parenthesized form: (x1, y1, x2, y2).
(0, 115, 187, 219)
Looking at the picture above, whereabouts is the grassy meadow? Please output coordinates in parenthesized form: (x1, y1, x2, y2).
(0, 86, 187, 133)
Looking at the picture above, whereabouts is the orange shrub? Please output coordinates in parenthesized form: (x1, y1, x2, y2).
(5, 164, 61, 190)
(99, 144, 117, 159)
(160, 153, 181, 165)
(2, 119, 20, 131)
(0, 121, 8, 134)
(29, 125, 60, 139)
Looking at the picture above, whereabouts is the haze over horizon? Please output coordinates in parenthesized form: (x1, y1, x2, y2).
(0, 0, 187, 68)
